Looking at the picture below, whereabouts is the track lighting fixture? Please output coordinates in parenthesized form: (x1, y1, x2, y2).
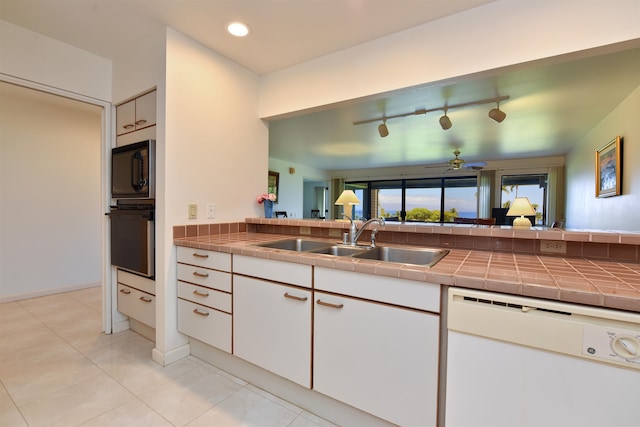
(488, 102, 506, 123)
(353, 95, 509, 136)
(378, 120, 389, 137)
(439, 110, 452, 130)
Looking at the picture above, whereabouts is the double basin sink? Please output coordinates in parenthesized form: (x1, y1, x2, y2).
(255, 238, 449, 267)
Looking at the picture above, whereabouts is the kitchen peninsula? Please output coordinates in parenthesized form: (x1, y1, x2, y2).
(172, 218, 639, 426)
(175, 218, 640, 313)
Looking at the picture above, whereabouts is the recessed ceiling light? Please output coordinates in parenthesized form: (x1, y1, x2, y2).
(226, 22, 250, 37)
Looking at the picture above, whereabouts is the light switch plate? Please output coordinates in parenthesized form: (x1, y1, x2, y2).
(206, 203, 215, 219)
(188, 204, 197, 219)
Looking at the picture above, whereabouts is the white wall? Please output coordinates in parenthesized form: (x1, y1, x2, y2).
(132, 28, 267, 363)
(259, 1, 640, 119)
(0, 19, 112, 101)
(268, 157, 331, 218)
(165, 28, 267, 226)
(0, 82, 102, 301)
(565, 84, 640, 231)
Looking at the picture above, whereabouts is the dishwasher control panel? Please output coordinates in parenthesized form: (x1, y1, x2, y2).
(583, 325, 640, 369)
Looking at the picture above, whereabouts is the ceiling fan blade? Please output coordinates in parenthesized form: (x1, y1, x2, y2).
(462, 161, 487, 168)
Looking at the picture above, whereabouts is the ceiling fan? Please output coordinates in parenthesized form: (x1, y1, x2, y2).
(426, 149, 487, 171)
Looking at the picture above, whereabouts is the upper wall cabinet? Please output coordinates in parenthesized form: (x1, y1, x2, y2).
(116, 90, 156, 136)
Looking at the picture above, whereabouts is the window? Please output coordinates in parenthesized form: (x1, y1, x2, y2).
(347, 176, 478, 222)
(500, 173, 548, 225)
(443, 177, 479, 222)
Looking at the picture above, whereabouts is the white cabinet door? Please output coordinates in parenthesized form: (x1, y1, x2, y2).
(233, 275, 312, 388)
(314, 291, 440, 427)
(116, 99, 135, 136)
(115, 91, 156, 136)
(134, 90, 156, 131)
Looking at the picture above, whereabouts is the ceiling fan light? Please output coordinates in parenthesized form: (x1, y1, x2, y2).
(378, 122, 389, 137)
(489, 107, 506, 123)
(439, 114, 452, 130)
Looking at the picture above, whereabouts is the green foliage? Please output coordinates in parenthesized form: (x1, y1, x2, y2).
(379, 207, 459, 222)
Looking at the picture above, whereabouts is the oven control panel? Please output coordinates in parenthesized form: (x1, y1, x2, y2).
(583, 325, 640, 369)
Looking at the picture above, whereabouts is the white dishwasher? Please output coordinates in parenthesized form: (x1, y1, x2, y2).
(445, 288, 640, 427)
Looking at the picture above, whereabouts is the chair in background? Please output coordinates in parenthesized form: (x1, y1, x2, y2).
(311, 209, 320, 219)
(274, 211, 288, 218)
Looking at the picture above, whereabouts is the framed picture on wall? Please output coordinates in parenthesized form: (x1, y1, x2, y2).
(595, 136, 622, 198)
(268, 171, 279, 202)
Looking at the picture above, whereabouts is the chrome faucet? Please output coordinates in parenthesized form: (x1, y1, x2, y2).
(342, 215, 385, 246)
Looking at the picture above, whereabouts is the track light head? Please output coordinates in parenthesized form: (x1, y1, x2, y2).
(378, 121, 389, 137)
(488, 104, 506, 123)
(439, 113, 452, 130)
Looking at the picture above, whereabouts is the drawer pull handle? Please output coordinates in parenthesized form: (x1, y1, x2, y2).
(193, 308, 210, 317)
(193, 253, 209, 258)
(139, 296, 152, 303)
(284, 292, 308, 302)
(122, 124, 135, 130)
(135, 119, 147, 126)
(193, 290, 209, 297)
(193, 271, 209, 278)
(317, 299, 344, 309)
(119, 288, 131, 295)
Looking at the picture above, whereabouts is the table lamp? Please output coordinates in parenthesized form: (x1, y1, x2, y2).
(506, 197, 536, 228)
(335, 190, 360, 220)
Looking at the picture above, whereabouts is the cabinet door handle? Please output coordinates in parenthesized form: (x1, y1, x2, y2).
(193, 308, 210, 317)
(284, 292, 308, 302)
(139, 296, 152, 303)
(135, 119, 147, 126)
(192, 252, 209, 258)
(119, 288, 131, 295)
(122, 123, 135, 130)
(193, 289, 209, 297)
(193, 271, 209, 278)
(317, 299, 344, 309)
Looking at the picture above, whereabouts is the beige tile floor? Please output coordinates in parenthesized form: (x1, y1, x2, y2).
(0, 287, 336, 427)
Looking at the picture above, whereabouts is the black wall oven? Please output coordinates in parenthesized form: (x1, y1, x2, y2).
(109, 139, 156, 278)
(107, 199, 155, 278)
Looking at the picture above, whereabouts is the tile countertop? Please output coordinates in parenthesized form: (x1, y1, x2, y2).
(174, 232, 640, 314)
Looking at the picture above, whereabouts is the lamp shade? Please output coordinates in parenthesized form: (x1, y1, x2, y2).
(335, 190, 360, 206)
(506, 197, 536, 228)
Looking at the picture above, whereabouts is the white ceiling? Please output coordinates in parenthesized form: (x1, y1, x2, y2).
(270, 45, 640, 171)
(2, 0, 639, 172)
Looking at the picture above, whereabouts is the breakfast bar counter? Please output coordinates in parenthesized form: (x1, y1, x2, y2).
(174, 220, 640, 313)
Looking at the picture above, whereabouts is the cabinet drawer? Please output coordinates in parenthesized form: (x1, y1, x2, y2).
(315, 267, 441, 312)
(177, 246, 231, 272)
(117, 269, 155, 295)
(117, 284, 155, 328)
(233, 254, 312, 288)
(177, 299, 231, 353)
(177, 264, 231, 292)
(177, 281, 231, 313)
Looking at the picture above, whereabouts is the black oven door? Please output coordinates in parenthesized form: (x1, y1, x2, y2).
(108, 207, 154, 278)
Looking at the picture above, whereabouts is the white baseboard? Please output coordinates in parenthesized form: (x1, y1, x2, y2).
(152, 343, 190, 366)
(129, 319, 155, 342)
(0, 281, 101, 304)
(112, 319, 130, 334)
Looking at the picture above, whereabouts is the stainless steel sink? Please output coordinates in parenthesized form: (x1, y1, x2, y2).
(310, 245, 372, 256)
(254, 238, 449, 266)
(255, 238, 332, 252)
(352, 246, 449, 267)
